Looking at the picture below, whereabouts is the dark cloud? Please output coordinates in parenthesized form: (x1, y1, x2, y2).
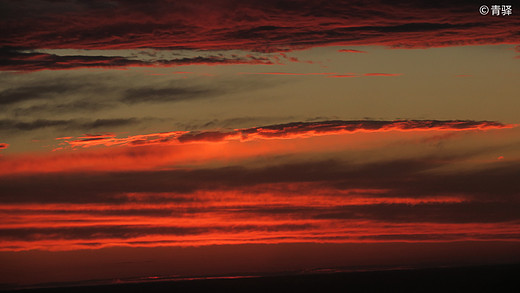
(0, 223, 313, 242)
(80, 118, 141, 129)
(243, 119, 505, 133)
(2, 154, 519, 248)
(0, 47, 273, 72)
(376, 162, 520, 200)
(1, 158, 519, 205)
(0, 47, 145, 71)
(1, 0, 517, 55)
(3, 1, 515, 71)
(177, 131, 236, 143)
(12, 100, 112, 116)
(0, 77, 93, 106)
(119, 77, 268, 104)
(0, 119, 69, 131)
(174, 116, 295, 131)
(121, 86, 223, 104)
(1, 76, 235, 113)
(356, 233, 520, 241)
(311, 202, 520, 223)
(172, 120, 508, 143)
(0, 118, 141, 132)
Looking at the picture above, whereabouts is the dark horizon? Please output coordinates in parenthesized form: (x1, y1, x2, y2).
(2, 241, 520, 290)
(4, 262, 520, 292)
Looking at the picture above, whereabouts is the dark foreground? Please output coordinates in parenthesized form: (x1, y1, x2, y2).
(5, 263, 520, 293)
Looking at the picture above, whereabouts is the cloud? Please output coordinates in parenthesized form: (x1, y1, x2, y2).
(312, 202, 520, 223)
(2, 157, 519, 204)
(55, 120, 511, 149)
(1, 157, 520, 250)
(239, 72, 336, 76)
(174, 116, 295, 131)
(0, 118, 142, 133)
(0, 119, 513, 178)
(364, 73, 402, 76)
(1, 117, 519, 250)
(239, 72, 398, 78)
(12, 100, 112, 116)
(0, 223, 314, 242)
(1, 0, 517, 55)
(0, 47, 273, 72)
(338, 49, 367, 53)
(1, 75, 238, 116)
(0, 78, 94, 106)
(121, 86, 223, 104)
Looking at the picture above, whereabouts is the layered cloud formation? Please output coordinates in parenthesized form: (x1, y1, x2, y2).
(2, 0, 517, 51)
(2, 0, 519, 71)
(1, 120, 518, 251)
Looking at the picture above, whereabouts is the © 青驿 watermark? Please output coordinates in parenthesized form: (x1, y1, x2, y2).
(479, 5, 513, 15)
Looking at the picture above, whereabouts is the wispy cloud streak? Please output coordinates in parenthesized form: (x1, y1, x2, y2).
(0, 47, 273, 71)
(58, 120, 511, 149)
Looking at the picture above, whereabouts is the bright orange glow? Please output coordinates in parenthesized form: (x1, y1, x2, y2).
(1, 122, 519, 252)
(1, 185, 518, 251)
(1, 121, 514, 175)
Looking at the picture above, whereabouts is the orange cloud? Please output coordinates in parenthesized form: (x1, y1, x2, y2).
(2, 192, 518, 251)
(338, 49, 367, 53)
(0, 120, 512, 175)
(364, 73, 402, 76)
(59, 120, 512, 150)
(2, 182, 519, 251)
(1, 120, 519, 252)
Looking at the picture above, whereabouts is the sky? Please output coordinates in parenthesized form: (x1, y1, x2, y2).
(1, 0, 520, 288)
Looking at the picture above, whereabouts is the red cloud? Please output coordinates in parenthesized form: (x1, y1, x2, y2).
(3, 1, 518, 71)
(2, 163, 520, 251)
(328, 74, 358, 78)
(1, 117, 518, 251)
(1, 1, 518, 53)
(338, 49, 367, 53)
(239, 72, 338, 76)
(364, 73, 402, 76)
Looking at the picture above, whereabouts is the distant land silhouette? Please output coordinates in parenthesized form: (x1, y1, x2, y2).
(3, 263, 519, 293)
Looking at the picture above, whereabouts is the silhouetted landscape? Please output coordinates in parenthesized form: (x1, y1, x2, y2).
(3, 263, 519, 292)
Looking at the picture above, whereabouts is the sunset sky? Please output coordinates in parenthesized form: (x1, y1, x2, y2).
(1, 0, 520, 288)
